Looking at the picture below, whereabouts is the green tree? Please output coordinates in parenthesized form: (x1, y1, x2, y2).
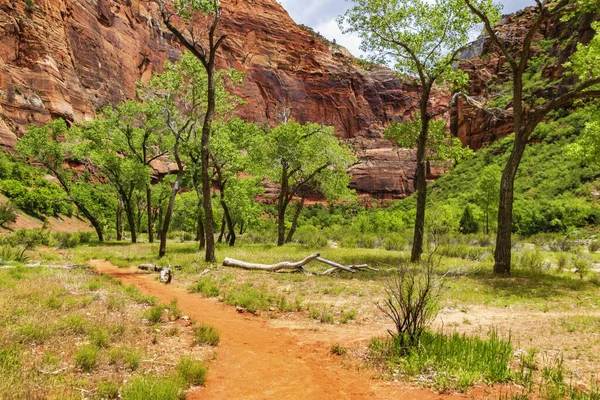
(155, 0, 227, 262)
(255, 122, 356, 246)
(476, 164, 501, 235)
(340, 0, 493, 262)
(459, 204, 479, 234)
(17, 119, 108, 241)
(101, 101, 170, 244)
(464, 0, 600, 274)
(74, 117, 150, 243)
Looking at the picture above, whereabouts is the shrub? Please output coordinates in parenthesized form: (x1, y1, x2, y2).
(189, 277, 220, 297)
(78, 231, 94, 244)
(145, 305, 165, 324)
(124, 350, 142, 371)
(556, 252, 569, 271)
(97, 381, 120, 399)
(223, 285, 272, 313)
(459, 205, 479, 234)
(192, 324, 220, 346)
(176, 356, 208, 386)
(53, 232, 80, 249)
(572, 257, 591, 280)
(340, 310, 357, 324)
(74, 344, 98, 372)
(121, 375, 185, 400)
(294, 225, 328, 248)
(378, 263, 443, 354)
(383, 233, 407, 251)
(88, 327, 110, 348)
(330, 344, 347, 355)
(589, 240, 600, 253)
(517, 250, 546, 273)
(0, 202, 17, 227)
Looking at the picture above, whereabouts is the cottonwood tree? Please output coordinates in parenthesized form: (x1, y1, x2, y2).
(209, 119, 260, 246)
(340, 0, 496, 262)
(74, 117, 150, 243)
(140, 53, 210, 257)
(155, 0, 226, 262)
(463, 0, 600, 274)
(101, 101, 170, 244)
(255, 122, 356, 246)
(17, 119, 110, 241)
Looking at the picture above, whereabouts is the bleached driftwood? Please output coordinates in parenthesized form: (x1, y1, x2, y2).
(222, 253, 378, 275)
(223, 253, 320, 272)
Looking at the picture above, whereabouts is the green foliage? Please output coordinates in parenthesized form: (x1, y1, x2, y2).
(330, 344, 347, 356)
(74, 344, 99, 372)
(124, 350, 142, 371)
(189, 277, 220, 297)
(370, 329, 512, 391)
(459, 205, 479, 234)
(53, 232, 80, 249)
(145, 305, 165, 324)
(294, 225, 329, 248)
(176, 356, 208, 386)
(97, 381, 120, 399)
(517, 250, 547, 273)
(121, 375, 185, 400)
(192, 324, 220, 346)
(24, 0, 33, 12)
(0, 202, 17, 227)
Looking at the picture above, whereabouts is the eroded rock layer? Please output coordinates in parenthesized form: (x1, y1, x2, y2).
(0, 0, 441, 198)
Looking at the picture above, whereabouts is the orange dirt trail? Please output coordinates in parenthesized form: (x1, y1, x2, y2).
(90, 260, 491, 400)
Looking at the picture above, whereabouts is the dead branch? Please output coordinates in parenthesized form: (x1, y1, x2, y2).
(222, 254, 378, 275)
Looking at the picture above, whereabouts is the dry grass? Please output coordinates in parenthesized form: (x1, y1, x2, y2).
(0, 266, 214, 399)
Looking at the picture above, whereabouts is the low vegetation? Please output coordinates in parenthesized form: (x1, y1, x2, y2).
(0, 264, 216, 399)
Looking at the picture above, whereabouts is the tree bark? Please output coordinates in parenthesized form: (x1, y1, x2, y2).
(201, 71, 216, 262)
(285, 195, 306, 243)
(123, 198, 137, 244)
(116, 198, 123, 241)
(159, 176, 180, 258)
(147, 185, 153, 243)
(196, 208, 205, 250)
(217, 214, 226, 243)
(411, 101, 431, 263)
(277, 165, 289, 246)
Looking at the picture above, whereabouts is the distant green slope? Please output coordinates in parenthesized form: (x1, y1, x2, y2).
(428, 104, 600, 235)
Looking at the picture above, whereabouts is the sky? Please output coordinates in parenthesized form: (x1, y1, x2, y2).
(278, 0, 536, 58)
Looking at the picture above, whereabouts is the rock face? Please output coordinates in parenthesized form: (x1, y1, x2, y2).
(451, 8, 599, 150)
(0, 0, 444, 199)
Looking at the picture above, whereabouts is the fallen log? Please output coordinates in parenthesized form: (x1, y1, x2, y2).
(222, 254, 378, 275)
(223, 253, 320, 272)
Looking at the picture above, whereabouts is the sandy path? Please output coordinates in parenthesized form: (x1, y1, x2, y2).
(90, 260, 493, 400)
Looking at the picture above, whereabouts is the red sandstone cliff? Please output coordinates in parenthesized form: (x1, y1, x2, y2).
(0, 0, 447, 198)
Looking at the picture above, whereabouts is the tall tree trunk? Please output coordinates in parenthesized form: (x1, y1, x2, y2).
(218, 214, 226, 243)
(494, 73, 526, 275)
(411, 110, 430, 263)
(201, 72, 216, 262)
(116, 198, 123, 241)
(159, 177, 180, 258)
(494, 133, 527, 274)
(277, 166, 289, 246)
(147, 185, 153, 243)
(123, 198, 137, 244)
(285, 195, 305, 243)
(196, 210, 205, 250)
(219, 184, 236, 247)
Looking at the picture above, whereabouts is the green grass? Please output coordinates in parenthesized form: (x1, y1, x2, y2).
(176, 356, 208, 386)
(370, 330, 513, 391)
(145, 305, 165, 324)
(192, 324, 220, 346)
(189, 277, 220, 297)
(121, 375, 185, 400)
(74, 344, 99, 372)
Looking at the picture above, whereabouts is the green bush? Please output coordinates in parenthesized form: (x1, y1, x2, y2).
(74, 344, 98, 372)
(459, 205, 479, 234)
(88, 327, 110, 348)
(176, 356, 208, 386)
(294, 225, 328, 248)
(330, 344, 347, 355)
(517, 250, 547, 273)
(572, 257, 591, 280)
(383, 233, 407, 251)
(121, 375, 185, 400)
(124, 350, 142, 371)
(145, 305, 165, 324)
(189, 277, 220, 297)
(53, 232, 80, 249)
(97, 381, 120, 399)
(223, 285, 272, 313)
(0, 202, 17, 227)
(192, 324, 220, 346)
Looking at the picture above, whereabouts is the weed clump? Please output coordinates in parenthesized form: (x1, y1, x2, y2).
(121, 375, 185, 400)
(176, 356, 208, 386)
(74, 344, 98, 372)
(192, 324, 220, 346)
